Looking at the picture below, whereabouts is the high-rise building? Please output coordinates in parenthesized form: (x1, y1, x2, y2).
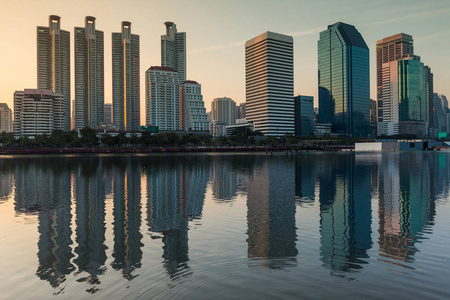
(14, 89, 65, 137)
(37, 15, 70, 131)
(161, 22, 186, 82)
(112, 21, 140, 131)
(425, 66, 434, 135)
(246, 31, 294, 136)
(294, 95, 314, 136)
(104, 103, 112, 124)
(433, 93, 449, 134)
(74, 16, 104, 129)
(0, 103, 13, 132)
(376, 34, 414, 122)
(318, 22, 370, 137)
(181, 81, 209, 131)
(210, 97, 236, 127)
(236, 103, 246, 120)
(145, 66, 181, 130)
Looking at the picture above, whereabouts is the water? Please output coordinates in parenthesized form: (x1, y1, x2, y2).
(0, 152, 449, 299)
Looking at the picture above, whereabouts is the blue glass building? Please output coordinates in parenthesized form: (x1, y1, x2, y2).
(294, 95, 314, 136)
(318, 22, 370, 136)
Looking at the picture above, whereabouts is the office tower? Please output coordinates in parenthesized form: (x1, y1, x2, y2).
(112, 21, 140, 131)
(370, 100, 377, 123)
(145, 66, 181, 130)
(37, 15, 70, 131)
(14, 89, 64, 137)
(425, 66, 434, 135)
(210, 97, 236, 127)
(294, 95, 314, 136)
(161, 22, 186, 82)
(433, 94, 449, 133)
(181, 81, 209, 131)
(74, 16, 104, 129)
(104, 103, 112, 124)
(236, 103, 246, 119)
(0, 103, 13, 132)
(376, 34, 414, 122)
(246, 31, 294, 136)
(318, 22, 370, 137)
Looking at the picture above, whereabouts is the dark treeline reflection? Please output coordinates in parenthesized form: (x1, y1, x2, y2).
(1, 152, 450, 289)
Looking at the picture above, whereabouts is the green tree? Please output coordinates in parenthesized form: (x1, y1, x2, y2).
(80, 127, 98, 147)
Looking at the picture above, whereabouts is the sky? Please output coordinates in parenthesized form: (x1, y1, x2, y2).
(0, 0, 449, 124)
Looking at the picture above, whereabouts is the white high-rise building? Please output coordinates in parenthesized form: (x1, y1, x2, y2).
(74, 16, 104, 129)
(145, 66, 181, 131)
(37, 15, 70, 131)
(210, 97, 236, 126)
(0, 103, 13, 132)
(161, 22, 186, 82)
(112, 21, 140, 131)
(245, 31, 294, 136)
(181, 81, 209, 131)
(13, 89, 65, 137)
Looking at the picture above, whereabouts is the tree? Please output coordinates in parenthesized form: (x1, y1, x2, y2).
(80, 127, 98, 147)
(101, 134, 115, 147)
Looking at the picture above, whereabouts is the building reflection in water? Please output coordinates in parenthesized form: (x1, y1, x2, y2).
(378, 153, 438, 266)
(13, 158, 74, 288)
(73, 157, 107, 287)
(318, 154, 373, 274)
(210, 155, 248, 203)
(111, 157, 143, 280)
(295, 155, 315, 205)
(0, 159, 14, 203)
(146, 156, 209, 280)
(246, 157, 298, 269)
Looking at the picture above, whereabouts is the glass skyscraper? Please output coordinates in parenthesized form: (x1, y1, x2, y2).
(398, 59, 427, 122)
(318, 22, 370, 137)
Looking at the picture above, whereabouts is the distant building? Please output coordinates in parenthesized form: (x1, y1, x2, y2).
(236, 103, 246, 119)
(246, 31, 294, 136)
(145, 66, 181, 131)
(161, 22, 186, 82)
(210, 97, 236, 128)
(226, 119, 254, 136)
(434, 94, 449, 134)
(294, 95, 314, 136)
(37, 15, 70, 131)
(104, 103, 112, 124)
(74, 16, 104, 129)
(0, 103, 13, 132)
(318, 22, 370, 137)
(210, 120, 226, 137)
(14, 89, 65, 137)
(181, 81, 209, 131)
(112, 21, 140, 131)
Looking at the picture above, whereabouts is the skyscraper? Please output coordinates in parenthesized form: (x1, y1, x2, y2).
(0, 103, 13, 132)
(145, 66, 181, 130)
(294, 95, 314, 136)
(210, 97, 236, 127)
(37, 15, 70, 131)
(161, 22, 186, 82)
(104, 103, 112, 124)
(376, 34, 414, 122)
(112, 21, 140, 131)
(245, 31, 294, 136)
(318, 22, 370, 137)
(74, 16, 104, 129)
(181, 81, 209, 131)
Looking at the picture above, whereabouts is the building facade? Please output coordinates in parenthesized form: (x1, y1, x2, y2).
(210, 97, 236, 128)
(246, 31, 294, 136)
(181, 81, 209, 131)
(14, 89, 65, 137)
(161, 22, 186, 82)
(145, 66, 181, 131)
(236, 103, 246, 119)
(318, 22, 370, 137)
(112, 21, 140, 131)
(294, 95, 314, 136)
(74, 16, 104, 129)
(104, 103, 112, 124)
(37, 15, 70, 131)
(0, 103, 13, 132)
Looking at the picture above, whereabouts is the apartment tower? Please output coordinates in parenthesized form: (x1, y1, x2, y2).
(181, 81, 209, 131)
(112, 22, 140, 130)
(161, 22, 186, 82)
(245, 31, 294, 136)
(37, 15, 70, 131)
(74, 16, 104, 129)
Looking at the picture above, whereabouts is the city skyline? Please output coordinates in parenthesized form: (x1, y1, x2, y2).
(0, 0, 449, 126)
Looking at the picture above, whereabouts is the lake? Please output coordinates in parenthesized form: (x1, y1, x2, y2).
(0, 152, 449, 299)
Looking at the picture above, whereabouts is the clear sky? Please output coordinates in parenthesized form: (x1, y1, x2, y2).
(0, 0, 449, 124)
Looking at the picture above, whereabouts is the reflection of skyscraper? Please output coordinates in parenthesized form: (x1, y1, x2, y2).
(294, 155, 315, 204)
(14, 158, 74, 287)
(111, 158, 143, 280)
(378, 153, 435, 265)
(318, 154, 372, 274)
(246, 157, 297, 268)
(0, 159, 14, 203)
(73, 158, 107, 284)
